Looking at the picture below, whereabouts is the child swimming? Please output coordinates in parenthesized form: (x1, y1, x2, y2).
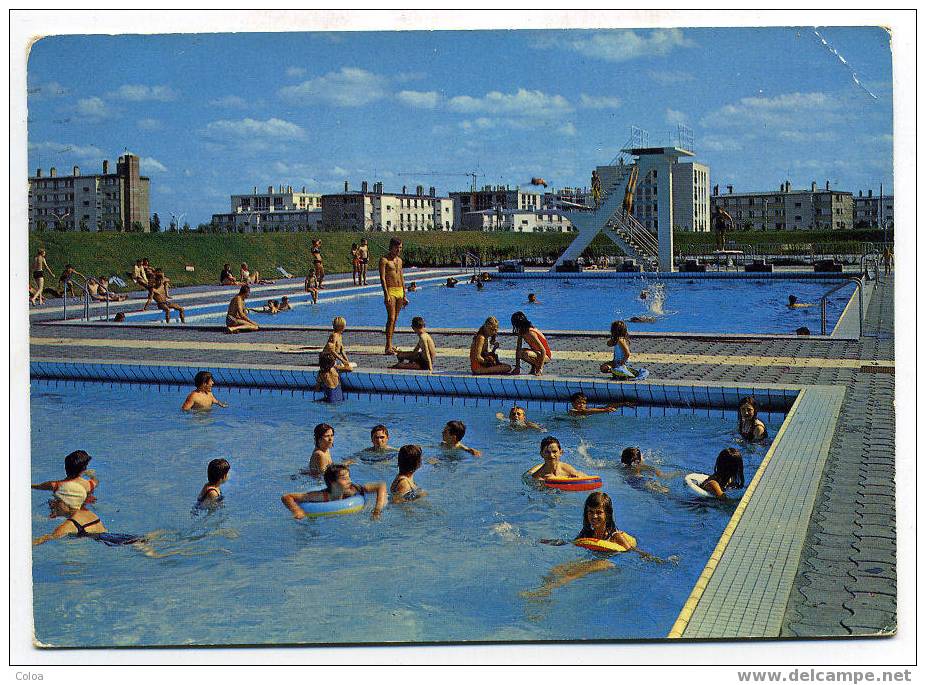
(308, 422, 353, 476)
(696, 448, 745, 499)
(197, 458, 230, 506)
(282, 463, 387, 520)
(496, 405, 545, 431)
(392, 316, 436, 371)
(531, 436, 589, 480)
(358, 424, 399, 463)
(323, 316, 355, 372)
(278, 296, 292, 311)
(32, 449, 99, 508)
(315, 352, 344, 403)
(390, 444, 426, 503)
(787, 294, 812, 309)
(181, 371, 229, 411)
(440, 420, 481, 457)
(737, 397, 767, 442)
(568, 392, 620, 415)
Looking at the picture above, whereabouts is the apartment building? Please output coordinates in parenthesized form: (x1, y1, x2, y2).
(854, 189, 893, 228)
(458, 208, 574, 233)
(322, 181, 453, 231)
(710, 180, 855, 230)
(448, 186, 541, 228)
(212, 184, 322, 232)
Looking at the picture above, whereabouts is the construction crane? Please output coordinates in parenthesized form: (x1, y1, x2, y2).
(396, 171, 483, 192)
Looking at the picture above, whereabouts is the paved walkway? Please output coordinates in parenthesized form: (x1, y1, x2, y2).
(28, 272, 896, 637)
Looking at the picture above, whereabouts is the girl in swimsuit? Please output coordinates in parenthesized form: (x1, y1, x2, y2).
(197, 458, 230, 506)
(350, 243, 360, 286)
(315, 352, 344, 403)
(311, 239, 324, 288)
(470, 317, 511, 375)
(737, 397, 767, 442)
(33, 495, 154, 552)
(600, 320, 641, 378)
(511, 311, 552, 376)
(282, 463, 387, 520)
(390, 444, 426, 503)
(698, 448, 745, 499)
(30, 249, 54, 305)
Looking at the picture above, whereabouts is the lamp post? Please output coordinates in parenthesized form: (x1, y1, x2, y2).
(50, 209, 70, 231)
(170, 212, 186, 232)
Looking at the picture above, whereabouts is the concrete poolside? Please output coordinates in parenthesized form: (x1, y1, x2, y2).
(28, 270, 896, 639)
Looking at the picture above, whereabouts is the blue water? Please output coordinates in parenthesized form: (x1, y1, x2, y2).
(31, 380, 781, 646)
(162, 277, 851, 334)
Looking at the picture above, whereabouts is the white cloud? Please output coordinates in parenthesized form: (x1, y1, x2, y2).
(278, 67, 386, 107)
(137, 118, 162, 130)
(778, 130, 837, 143)
(75, 96, 111, 121)
(701, 91, 840, 130)
(141, 157, 168, 173)
(698, 135, 744, 153)
(395, 71, 427, 83)
(209, 95, 250, 109)
(107, 84, 178, 101)
(397, 90, 441, 109)
(665, 108, 688, 125)
(28, 141, 105, 161)
(459, 118, 496, 132)
(648, 69, 695, 85)
(579, 94, 622, 109)
(286, 66, 306, 78)
(561, 29, 694, 63)
(330, 166, 350, 176)
(204, 117, 307, 141)
(28, 81, 68, 99)
(448, 89, 572, 118)
(558, 122, 577, 137)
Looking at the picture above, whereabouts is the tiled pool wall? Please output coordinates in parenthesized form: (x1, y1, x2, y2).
(30, 359, 799, 413)
(495, 270, 863, 280)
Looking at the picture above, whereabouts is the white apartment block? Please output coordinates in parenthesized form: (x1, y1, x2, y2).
(322, 181, 453, 231)
(459, 208, 574, 233)
(212, 184, 323, 232)
(710, 180, 855, 230)
(854, 189, 893, 228)
(449, 186, 541, 228)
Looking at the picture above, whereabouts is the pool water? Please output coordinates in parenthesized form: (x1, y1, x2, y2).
(31, 380, 781, 646)
(169, 277, 852, 335)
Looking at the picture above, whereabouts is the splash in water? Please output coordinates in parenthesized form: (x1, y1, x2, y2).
(644, 282, 666, 316)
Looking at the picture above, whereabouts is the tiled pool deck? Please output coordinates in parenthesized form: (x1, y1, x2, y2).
(28, 271, 896, 640)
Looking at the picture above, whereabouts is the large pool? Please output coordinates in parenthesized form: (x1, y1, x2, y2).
(31, 380, 781, 646)
(137, 276, 853, 335)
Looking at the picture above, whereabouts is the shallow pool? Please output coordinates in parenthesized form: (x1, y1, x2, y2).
(148, 276, 852, 335)
(31, 380, 781, 646)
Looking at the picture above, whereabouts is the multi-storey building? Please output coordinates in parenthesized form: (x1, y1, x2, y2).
(322, 181, 453, 231)
(449, 186, 541, 228)
(595, 158, 710, 232)
(542, 186, 593, 209)
(212, 184, 322, 232)
(853, 189, 894, 228)
(29, 154, 150, 231)
(458, 208, 574, 233)
(710, 180, 855, 230)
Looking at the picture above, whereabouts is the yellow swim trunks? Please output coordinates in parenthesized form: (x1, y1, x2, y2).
(387, 287, 405, 299)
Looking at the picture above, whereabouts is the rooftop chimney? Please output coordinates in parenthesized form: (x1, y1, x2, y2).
(373, 182, 383, 194)
(361, 181, 369, 193)
(50, 167, 57, 178)
(811, 181, 817, 192)
(73, 165, 80, 177)
(344, 181, 349, 192)
(278, 184, 283, 193)
(825, 180, 830, 191)
(268, 186, 273, 194)
(253, 186, 257, 194)
(35, 168, 42, 178)
(868, 189, 873, 198)
(726, 184, 733, 195)
(785, 180, 791, 192)
(712, 184, 719, 196)
(302, 185, 306, 193)
(416, 185, 424, 196)
(780, 183, 784, 192)
(102, 160, 109, 174)
(402, 185, 407, 194)
(429, 186, 436, 197)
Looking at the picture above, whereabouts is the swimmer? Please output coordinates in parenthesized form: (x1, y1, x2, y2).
(568, 392, 619, 416)
(278, 296, 292, 311)
(248, 299, 279, 315)
(407, 282, 418, 292)
(629, 315, 657, 323)
(282, 463, 387, 520)
(182, 371, 229, 411)
(323, 316, 355, 372)
(787, 294, 812, 309)
(445, 277, 459, 288)
(737, 397, 767, 442)
(496, 405, 545, 431)
(360, 424, 399, 460)
(527, 293, 539, 304)
(390, 445, 426, 503)
(476, 280, 485, 291)
(393, 316, 436, 371)
(113, 312, 126, 322)
(315, 352, 343, 403)
(640, 289, 648, 301)
(531, 436, 589, 480)
(620, 447, 680, 493)
(197, 458, 230, 505)
(307, 422, 352, 477)
(795, 326, 811, 336)
(697, 448, 745, 499)
(441, 420, 481, 457)
(32, 449, 99, 508)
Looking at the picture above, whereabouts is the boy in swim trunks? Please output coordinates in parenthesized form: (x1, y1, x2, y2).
(226, 285, 259, 333)
(379, 238, 407, 354)
(32, 449, 99, 508)
(181, 370, 228, 411)
(440, 420, 481, 457)
(151, 273, 185, 323)
(531, 436, 590, 480)
(323, 316, 355, 371)
(496, 405, 545, 430)
(392, 316, 436, 371)
(281, 463, 387, 520)
(568, 392, 621, 415)
(358, 238, 369, 285)
(31, 248, 54, 305)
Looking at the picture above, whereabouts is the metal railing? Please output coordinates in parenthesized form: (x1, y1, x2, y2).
(462, 250, 481, 277)
(819, 277, 864, 337)
(862, 252, 882, 283)
(61, 275, 91, 322)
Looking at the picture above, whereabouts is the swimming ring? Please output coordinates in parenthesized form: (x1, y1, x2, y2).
(299, 494, 365, 517)
(611, 365, 649, 381)
(525, 464, 602, 492)
(574, 534, 637, 554)
(685, 473, 742, 500)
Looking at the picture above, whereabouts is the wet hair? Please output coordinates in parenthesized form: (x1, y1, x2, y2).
(540, 435, 561, 453)
(64, 450, 92, 478)
(578, 492, 617, 539)
(610, 320, 629, 338)
(411, 316, 425, 330)
(313, 423, 334, 447)
(444, 420, 466, 442)
(318, 351, 338, 372)
(398, 444, 422, 474)
(332, 316, 346, 331)
(371, 424, 389, 439)
(323, 463, 350, 491)
(239, 284, 250, 296)
(509, 405, 525, 418)
(510, 310, 532, 334)
(788, 294, 798, 305)
(113, 312, 125, 322)
(709, 448, 745, 490)
(280, 296, 289, 303)
(570, 392, 587, 404)
(207, 458, 230, 483)
(193, 370, 213, 388)
(389, 237, 402, 249)
(620, 447, 643, 465)
(527, 293, 537, 301)
(738, 396, 758, 413)
(796, 326, 811, 336)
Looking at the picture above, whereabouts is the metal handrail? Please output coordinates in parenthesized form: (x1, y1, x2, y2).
(861, 252, 881, 283)
(819, 277, 864, 337)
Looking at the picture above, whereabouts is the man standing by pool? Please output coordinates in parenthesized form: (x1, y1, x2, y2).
(226, 285, 259, 334)
(379, 238, 407, 354)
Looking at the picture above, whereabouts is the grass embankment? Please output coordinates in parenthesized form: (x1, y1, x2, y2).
(28, 229, 891, 290)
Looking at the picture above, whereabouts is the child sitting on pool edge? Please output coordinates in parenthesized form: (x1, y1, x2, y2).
(392, 316, 436, 371)
(316, 352, 344, 403)
(531, 436, 590, 481)
(282, 463, 387, 521)
(390, 444, 426, 503)
(197, 458, 230, 506)
(182, 370, 228, 411)
(600, 320, 645, 380)
(440, 420, 481, 457)
(323, 316, 356, 372)
(32, 449, 99, 508)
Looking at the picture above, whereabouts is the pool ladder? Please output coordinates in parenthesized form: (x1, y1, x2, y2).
(818, 277, 864, 337)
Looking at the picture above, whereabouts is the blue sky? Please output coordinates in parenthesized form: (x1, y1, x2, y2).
(27, 27, 893, 226)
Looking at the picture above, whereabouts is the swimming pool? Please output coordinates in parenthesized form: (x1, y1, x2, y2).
(31, 379, 781, 646)
(132, 275, 854, 335)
